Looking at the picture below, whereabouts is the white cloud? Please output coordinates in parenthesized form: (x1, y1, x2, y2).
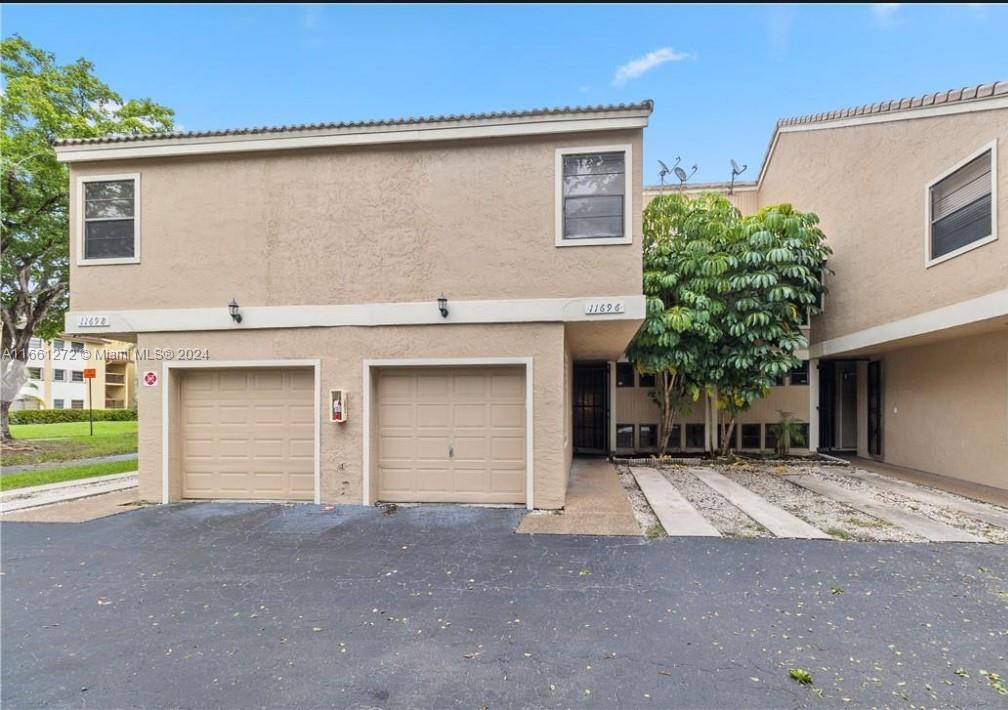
(871, 3, 903, 25)
(611, 47, 689, 87)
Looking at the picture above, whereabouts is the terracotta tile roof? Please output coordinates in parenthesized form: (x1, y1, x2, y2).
(53, 100, 654, 147)
(776, 81, 1006, 128)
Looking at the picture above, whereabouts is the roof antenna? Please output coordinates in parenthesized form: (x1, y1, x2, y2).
(675, 161, 698, 191)
(658, 156, 680, 185)
(729, 159, 748, 195)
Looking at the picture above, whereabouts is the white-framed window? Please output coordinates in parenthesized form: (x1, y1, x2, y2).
(53, 399, 65, 409)
(76, 173, 141, 265)
(27, 367, 42, 380)
(926, 140, 997, 267)
(555, 145, 633, 247)
(71, 399, 85, 409)
(53, 369, 65, 382)
(71, 370, 84, 383)
(53, 339, 65, 350)
(29, 337, 43, 349)
(70, 341, 85, 353)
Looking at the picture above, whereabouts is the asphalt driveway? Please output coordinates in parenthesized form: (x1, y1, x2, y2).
(3, 503, 1007, 709)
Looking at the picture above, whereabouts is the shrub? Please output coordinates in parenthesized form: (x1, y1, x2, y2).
(10, 408, 137, 425)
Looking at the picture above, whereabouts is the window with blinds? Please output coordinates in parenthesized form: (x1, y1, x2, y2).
(562, 151, 626, 240)
(929, 148, 994, 261)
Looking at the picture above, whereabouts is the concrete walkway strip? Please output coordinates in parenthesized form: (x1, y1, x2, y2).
(632, 467, 721, 537)
(790, 475, 985, 543)
(844, 470, 1008, 530)
(688, 468, 832, 539)
(1, 472, 138, 514)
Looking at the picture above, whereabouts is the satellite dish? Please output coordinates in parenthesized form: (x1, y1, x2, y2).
(674, 163, 698, 190)
(729, 159, 748, 194)
(658, 160, 670, 185)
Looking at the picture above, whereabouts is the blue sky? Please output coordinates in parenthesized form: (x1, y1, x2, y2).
(5, 3, 1005, 183)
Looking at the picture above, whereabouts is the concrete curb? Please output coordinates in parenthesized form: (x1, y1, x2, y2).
(1, 472, 138, 513)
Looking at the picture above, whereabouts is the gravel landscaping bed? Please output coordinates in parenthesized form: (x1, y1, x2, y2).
(616, 465, 662, 536)
(721, 465, 921, 542)
(808, 467, 1008, 544)
(660, 466, 771, 538)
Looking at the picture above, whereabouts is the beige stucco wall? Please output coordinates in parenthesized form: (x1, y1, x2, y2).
(879, 330, 1007, 490)
(135, 322, 569, 508)
(69, 130, 643, 313)
(758, 109, 1007, 344)
(612, 377, 810, 452)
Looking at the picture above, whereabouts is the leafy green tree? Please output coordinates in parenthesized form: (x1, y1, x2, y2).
(628, 192, 830, 455)
(1, 36, 174, 441)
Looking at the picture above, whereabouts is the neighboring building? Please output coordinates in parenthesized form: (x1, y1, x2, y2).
(629, 82, 1006, 493)
(54, 102, 652, 507)
(11, 337, 136, 412)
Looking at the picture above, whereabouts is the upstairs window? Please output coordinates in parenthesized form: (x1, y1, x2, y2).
(72, 370, 84, 383)
(27, 367, 42, 380)
(927, 143, 996, 266)
(79, 174, 140, 264)
(616, 362, 635, 387)
(53, 339, 65, 350)
(53, 369, 65, 382)
(556, 146, 632, 246)
(789, 360, 810, 386)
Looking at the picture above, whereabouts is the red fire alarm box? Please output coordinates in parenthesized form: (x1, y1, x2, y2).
(329, 389, 347, 423)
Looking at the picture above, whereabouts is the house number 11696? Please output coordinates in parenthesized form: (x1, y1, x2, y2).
(584, 302, 625, 315)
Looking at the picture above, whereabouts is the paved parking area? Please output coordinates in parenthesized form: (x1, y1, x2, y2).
(3, 503, 1008, 708)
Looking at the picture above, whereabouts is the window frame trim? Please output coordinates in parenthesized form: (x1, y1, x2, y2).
(924, 140, 997, 268)
(75, 172, 142, 266)
(555, 144, 633, 247)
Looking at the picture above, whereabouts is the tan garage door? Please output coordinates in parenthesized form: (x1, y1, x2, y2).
(377, 366, 526, 504)
(180, 368, 314, 500)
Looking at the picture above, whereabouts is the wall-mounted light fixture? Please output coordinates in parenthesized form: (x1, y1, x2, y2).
(228, 298, 242, 324)
(437, 293, 449, 318)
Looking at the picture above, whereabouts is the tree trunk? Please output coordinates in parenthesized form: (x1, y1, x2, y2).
(657, 372, 678, 456)
(0, 399, 12, 442)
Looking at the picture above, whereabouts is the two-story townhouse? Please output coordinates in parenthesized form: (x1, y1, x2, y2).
(12, 336, 136, 411)
(620, 82, 1004, 494)
(54, 103, 652, 508)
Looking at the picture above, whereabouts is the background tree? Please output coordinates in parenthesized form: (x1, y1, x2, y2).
(627, 192, 830, 456)
(1, 36, 173, 441)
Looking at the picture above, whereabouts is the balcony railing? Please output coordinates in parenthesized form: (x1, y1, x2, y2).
(106, 374, 126, 385)
(105, 399, 126, 409)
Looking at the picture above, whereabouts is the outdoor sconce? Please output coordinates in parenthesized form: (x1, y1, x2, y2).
(228, 298, 242, 324)
(437, 293, 449, 318)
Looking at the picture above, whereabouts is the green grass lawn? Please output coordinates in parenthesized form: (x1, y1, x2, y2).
(2, 421, 138, 467)
(0, 457, 137, 491)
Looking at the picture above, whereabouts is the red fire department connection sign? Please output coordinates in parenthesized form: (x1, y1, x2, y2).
(143, 371, 159, 387)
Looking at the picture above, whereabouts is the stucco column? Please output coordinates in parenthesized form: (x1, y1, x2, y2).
(808, 358, 820, 452)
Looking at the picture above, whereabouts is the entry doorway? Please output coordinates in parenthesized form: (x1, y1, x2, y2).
(818, 359, 860, 452)
(573, 362, 609, 455)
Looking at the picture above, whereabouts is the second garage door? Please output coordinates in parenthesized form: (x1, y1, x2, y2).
(377, 366, 526, 504)
(180, 368, 315, 500)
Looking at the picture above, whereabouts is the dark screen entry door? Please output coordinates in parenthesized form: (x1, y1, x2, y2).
(867, 360, 882, 457)
(818, 360, 836, 450)
(573, 362, 609, 454)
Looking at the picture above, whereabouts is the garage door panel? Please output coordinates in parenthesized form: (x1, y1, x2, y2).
(416, 374, 452, 397)
(490, 403, 524, 427)
(181, 367, 314, 501)
(452, 403, 487, 427)
(490, 436, 525, 461)
(377, 366, 525, 504)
